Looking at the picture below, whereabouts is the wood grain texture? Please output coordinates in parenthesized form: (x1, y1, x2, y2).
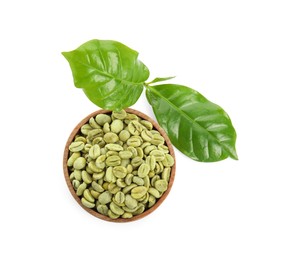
(63, 108, 176, 222)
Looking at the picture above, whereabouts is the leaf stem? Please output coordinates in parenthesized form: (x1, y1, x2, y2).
(145, 76, 176, 86)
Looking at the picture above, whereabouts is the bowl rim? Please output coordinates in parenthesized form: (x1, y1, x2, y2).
(63, 108, 176, 222)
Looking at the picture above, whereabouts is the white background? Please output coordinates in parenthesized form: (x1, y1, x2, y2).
(1, 0, 291, 259)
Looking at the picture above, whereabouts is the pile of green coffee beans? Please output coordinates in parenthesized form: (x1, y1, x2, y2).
(67, 110, 174, 219)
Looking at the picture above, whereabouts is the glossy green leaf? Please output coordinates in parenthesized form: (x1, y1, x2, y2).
(62, 39, 149, 111)
(146, 84, 238, 162)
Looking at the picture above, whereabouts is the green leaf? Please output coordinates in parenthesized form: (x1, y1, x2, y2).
(62, 39, 150, 111)
(146, 76, 175, 85)
(146, 84, 238, 162)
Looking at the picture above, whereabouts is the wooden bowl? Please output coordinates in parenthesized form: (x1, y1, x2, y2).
(63, 108, 176, 222)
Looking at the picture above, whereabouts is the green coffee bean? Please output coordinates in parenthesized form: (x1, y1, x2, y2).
(92, 137, 105, 147)
(141, 130, 153, 142)
(143, 176, 150, 189)
(87, 129, 103, 141)
(123, 206, 138, 213)
(141, 142, 151, 149)
(151, 175, 160, 187)
(133, 176, 144, 186)
(95, 114, 111, 126)
(140, 192, 149, 204)
(133, 203, 145, 215)
(150, 150, 165, 162)
(126, 164, 133, 174)
(90, 190, 100, 199)
(106, 155, 121, 166)
(102, 182, 109, 190)
(74, 136, 87, 143)
(105, 144, 123, 151)
(73, 170, 82, 181)
(144, 145, 157, 155)
(125, 194, 138, 209)
(131, 186, 147, 200)
(98, 156, 108, 168)
(109, 202, 124, 215)
(103, 132, 119, 144)
(125, 113, 138, 123)
(138, 163, 150, 178)
(67, 152, 81, 167)
(154, 162, 164, 174)
(88, 161, 103, 173)
(148, 171, 155, 178)
(108, 210, 119, 219)
(103, 122, 110, 133)
(92, 181, 104, 192)
(105, 167, 116, 183)
(127, 147, 137, 158)
(98, 191, 112, 204)
(150, 134, 165, 145)
(119, 151, 132, 159)
(131, 157, 143, 168)
(72, 180, 80, 190)
(111, 119, 124, 134)
(127, 136, 142, 147)
(97, 204, 109, 215)
(114, 191, 125, 204)
(154, 179, 168, 192)
(92, 171, 105, 181)
(112, 110, 127, 120)
(122, 212, 133, 218)
(125, 173, 134, 186)
(83, 189, 95, 203)
(84, 144, 92, 152)
(116, 178, 127, 188)
(89, 144, 101, 159)
(81, 197, 95, 208)
(76, 182, 87, 196)
(136, 147, 144, 158)
(140, 120, 153, 130)
(73, 157, 86, 170)
(95, 155, 106, 169)
(148, 195, 156, 208)
(122, 184, 137, 194)
(158, 144, 169, 153)
(146, 155, 156, 171)
(80, 124, 93, 135)
(113, 166, 127, 178)
(69, 172, 75, 181)
(81, 170, 92, 184)
(89, 117, 101, 129)
(106, 151, 119, 157)
(148, 187, 161, 198)
(159, 161, 165, 171)
(116, 140, 124, 146)
(162, 167, 171, 182)
(128, 121, 143, 135)
(119, 130, 130, 142)
(150, 130, 160, 135)
(162, 154, 175, 167)
(108, 183, 121, 194)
